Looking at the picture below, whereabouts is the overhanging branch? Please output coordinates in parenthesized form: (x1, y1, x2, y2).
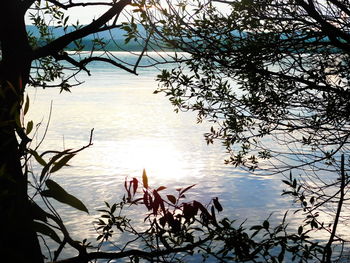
(52, 237, 210, 263)
(80, 56, 137, 74)
(46, 0, 114, 10)
(32, 0, 131, 60)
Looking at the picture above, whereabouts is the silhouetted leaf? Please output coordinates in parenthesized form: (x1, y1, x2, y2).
(213, 197, 223, 212)
(111, 203, 117, 214)
(298, 225, 303, 235)
(50, 154, 75, 173)
(282, 180, 291, 186)
(132, 177, 138, 195)
(250, 225, 262, 231)
(211, 205, 218, 226)
(154, 190, 166, 214)
(29, 201, 48, 222)
(157, 186, 166, 191)
(179, 184, 196, 196)
(310, 196, 315, 205)
(278, 246, 285, 263)
(143, 192, 151, 210)
(167, 195, 176, 204)
(42, 179, 88, 213)
(263, 220, 269, 230)
(23, 94, 30, 115)
(40, 150, 70, 181)
(29, 149, 47, 167)
(33, 221, 61, 243)
(26, 120, 33, 135)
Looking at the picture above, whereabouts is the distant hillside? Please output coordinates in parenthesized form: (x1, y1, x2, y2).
(26, 25, 163, 51)
(26, 25, 145, 40)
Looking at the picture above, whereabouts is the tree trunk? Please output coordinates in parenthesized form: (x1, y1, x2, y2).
(0, 2, 44, 262)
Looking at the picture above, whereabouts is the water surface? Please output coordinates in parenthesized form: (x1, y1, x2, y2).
(27, 52, 296, 258)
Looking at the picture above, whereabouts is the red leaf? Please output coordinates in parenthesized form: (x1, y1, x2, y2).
(143, 192, 151, 210)
(124, 179, 128, 192)
(132, 178, 138, 196)
(167, 195, 177, 205)
(153, 197, 160, 215)
(157, 186, 167, 191)
(154, 190, 166, 215)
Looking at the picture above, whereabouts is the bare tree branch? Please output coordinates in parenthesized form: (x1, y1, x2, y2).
(52, 237, 210, 263)
(46, 0, 114, 10)
(32, 0, 131, 59)
(296, 0, 350, 51)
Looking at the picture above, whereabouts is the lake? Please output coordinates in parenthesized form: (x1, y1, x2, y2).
(27, 52, 306, 260)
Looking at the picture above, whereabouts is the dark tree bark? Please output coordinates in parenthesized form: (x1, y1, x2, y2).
(0, 1, 44, 262)
(0, 1, 131, 261)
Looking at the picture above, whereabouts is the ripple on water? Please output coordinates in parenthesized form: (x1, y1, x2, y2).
(27, 53, 334, 260)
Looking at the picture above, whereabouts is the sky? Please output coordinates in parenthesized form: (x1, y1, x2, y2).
(26, 4, 116, 25)
(25, 0, 228, 25)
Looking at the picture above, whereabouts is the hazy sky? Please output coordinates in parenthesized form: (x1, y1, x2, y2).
(25, 2, 130, 25)
(25, 1, 228, 25)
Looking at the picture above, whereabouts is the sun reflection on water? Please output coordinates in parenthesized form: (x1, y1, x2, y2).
(107, 138, 188, 181)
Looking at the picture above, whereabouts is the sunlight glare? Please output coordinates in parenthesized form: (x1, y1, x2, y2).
(108, 137, 188, 182)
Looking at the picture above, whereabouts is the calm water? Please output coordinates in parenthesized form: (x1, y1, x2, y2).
(27, 52, 299, 259)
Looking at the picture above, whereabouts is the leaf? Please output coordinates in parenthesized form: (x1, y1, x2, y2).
(298, 225, 303, 235)
(26, 120, 33, 135)
(179, 184, 196, 196)
(278, 246, 285, 263)
(143, 192, 151, 210)
(157, 186, 166, 191)
(213, 197, 223, 212)
(263, 220, 269, 230)
(50, 154, 75, 173)
(211, 205, 218, 225)
(29, 201, 48, 222)
(250, 225, 262, 231)
(132, 177, 138, 195)
(142, 169, 148, 189)
(29, 149, 47, 166)
(23, 94, 30, 115)
(167, 195, 177, 204)
(282, 180, 291, 186)
(42, 179, 89, 213)
(40, 150, 70, 181)
(154, 190, 166, 214)
(111, 203, 117, 214)
(33, 221, 61, 243)
(310, 196, 315, 205)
